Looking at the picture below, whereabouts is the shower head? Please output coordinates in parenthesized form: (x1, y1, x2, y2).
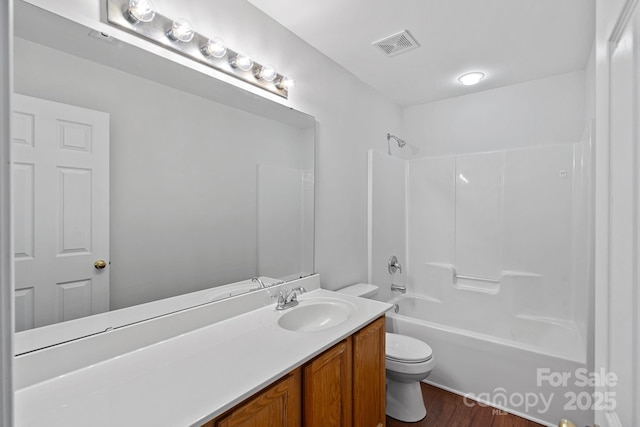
(387, 133, 406, 148)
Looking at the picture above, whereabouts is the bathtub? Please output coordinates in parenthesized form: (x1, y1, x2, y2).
(386, 293, 592, 427)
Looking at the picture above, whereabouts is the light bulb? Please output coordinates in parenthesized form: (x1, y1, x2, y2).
(229, 53, 253, 71)
(167, 18, 195, 42)
(255, 64, 277, 82)
(126, 0, 156, 23)
(458, 72, 485, 86)
(201, 37, 227, 59)
(276, 76, 295, 90)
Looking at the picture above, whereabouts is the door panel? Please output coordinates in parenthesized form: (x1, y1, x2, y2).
(12, 94, 109, 331)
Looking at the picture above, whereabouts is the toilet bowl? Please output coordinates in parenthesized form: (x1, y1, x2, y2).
(337, 283, 436, 422)
(385, 332, 435, 422)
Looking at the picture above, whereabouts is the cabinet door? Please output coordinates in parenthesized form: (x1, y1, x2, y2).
(303, 339, 353, 427)
(353, 316, 386, 427)
(214, 370, 301, 427)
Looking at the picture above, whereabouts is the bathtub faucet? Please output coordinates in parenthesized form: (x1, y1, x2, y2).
(391, 284, 406, 293)
(251, 277, 267, 288)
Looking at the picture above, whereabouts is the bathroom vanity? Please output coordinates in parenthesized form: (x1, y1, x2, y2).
(201, 316, 385, 427)
(14, 277, 391, 427)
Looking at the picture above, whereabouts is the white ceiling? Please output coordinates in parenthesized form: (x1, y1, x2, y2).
(246, 0, 595, 107)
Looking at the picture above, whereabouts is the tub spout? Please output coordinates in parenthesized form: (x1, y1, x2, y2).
(251, 277, 266, 288)
(391, 284, 406, 293)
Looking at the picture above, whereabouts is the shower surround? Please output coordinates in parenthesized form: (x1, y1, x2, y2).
(368, 142, 592, 426)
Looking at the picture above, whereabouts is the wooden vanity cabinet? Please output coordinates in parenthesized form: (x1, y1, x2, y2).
(202, 316, 385, 427)
(208, 370, 301, 427)
(303, 338, 353, 427)
(353, 317, 387, 427)
(352, 316, 386, 427)
(303, 316, 386, 427)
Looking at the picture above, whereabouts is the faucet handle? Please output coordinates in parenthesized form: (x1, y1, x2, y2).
(388, 256, 402, 274)
(275, 289, 287, 305)
(287, 287, 306, 303)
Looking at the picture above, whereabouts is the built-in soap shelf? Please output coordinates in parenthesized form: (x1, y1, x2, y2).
(454, 271, 501, 294)
(422, 263, 541, 295)
(454, 269, 542, 294)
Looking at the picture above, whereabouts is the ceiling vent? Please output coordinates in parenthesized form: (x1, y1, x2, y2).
(372, 30, 419, 57)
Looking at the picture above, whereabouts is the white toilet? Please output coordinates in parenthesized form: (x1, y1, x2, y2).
(337, 283, 436, 422)
(385, 331, 435, 422)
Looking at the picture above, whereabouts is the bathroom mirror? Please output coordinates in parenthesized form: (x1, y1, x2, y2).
(12, 1, 315, 352)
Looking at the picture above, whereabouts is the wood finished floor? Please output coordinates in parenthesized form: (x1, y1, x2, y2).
(386, 383, 544, 427)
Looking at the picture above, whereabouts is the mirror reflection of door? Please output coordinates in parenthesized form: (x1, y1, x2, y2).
(12, 94, 109, 331)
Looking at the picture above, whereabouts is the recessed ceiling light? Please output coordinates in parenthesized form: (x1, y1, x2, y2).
(458, 72, 485, 86)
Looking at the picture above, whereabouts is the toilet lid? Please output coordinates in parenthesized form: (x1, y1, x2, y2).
(386, 333, 433, 363)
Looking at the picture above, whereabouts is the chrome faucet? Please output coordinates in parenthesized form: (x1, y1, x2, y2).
(252, 276, 267, 288)
(391, 284, 406, 293)
(276, 286, 306, 310)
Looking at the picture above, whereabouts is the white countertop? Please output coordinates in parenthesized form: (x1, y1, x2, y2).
(15, 288, 391, 427)
(14, 276, 283, 355)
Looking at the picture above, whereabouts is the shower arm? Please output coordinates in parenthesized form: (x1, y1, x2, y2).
(386, 133, 407, 155)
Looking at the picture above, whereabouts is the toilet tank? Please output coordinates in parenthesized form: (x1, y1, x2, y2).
(336, 283, 379, 298)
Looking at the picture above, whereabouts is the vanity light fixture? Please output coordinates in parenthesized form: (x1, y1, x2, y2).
(458, 71, 485, 86)
(254, 64, 278, 82)
(201, 37, 227, 59)
(106, 0, 292, 98)
(126, 0, 156, 23)
(229, 53, 254, 71)
(276, 75, 295, 90)
(167, 18, 195, 42)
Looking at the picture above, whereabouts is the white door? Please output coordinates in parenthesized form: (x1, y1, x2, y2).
(595, 0, 640, 426)
(12, 94, 109, 331)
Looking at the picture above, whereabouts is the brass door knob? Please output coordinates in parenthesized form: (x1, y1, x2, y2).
(94, 259, 107, 269)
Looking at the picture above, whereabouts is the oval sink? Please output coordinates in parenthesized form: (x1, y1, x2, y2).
(278, 298, 356, 332)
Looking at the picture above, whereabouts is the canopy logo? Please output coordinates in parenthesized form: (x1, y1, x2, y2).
(463, 368, 618, 415)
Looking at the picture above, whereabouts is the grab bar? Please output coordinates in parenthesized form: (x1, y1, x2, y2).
(455, 274, 500, 283)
